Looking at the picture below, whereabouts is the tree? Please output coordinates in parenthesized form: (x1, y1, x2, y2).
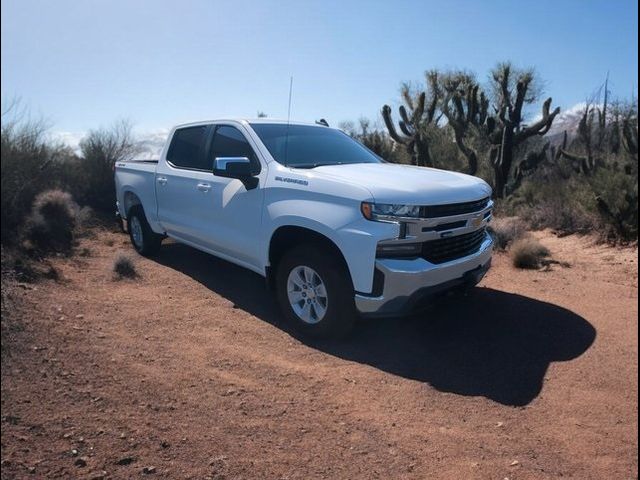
(77, 120, 141, 213)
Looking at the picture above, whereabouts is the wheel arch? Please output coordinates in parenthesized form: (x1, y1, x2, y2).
(267, 225, 352, 290)
(123, 190, 143, 217)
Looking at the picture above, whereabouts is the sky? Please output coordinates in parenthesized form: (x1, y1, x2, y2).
(1, 0, 638, 146)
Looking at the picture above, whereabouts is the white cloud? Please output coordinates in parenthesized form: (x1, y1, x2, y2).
(48, 131, 85, 153)
(49, 127, 171, 159)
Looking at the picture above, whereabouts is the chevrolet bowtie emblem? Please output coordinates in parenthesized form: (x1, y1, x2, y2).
(471, 215, 483, 228)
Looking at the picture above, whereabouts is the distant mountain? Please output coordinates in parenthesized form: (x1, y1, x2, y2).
(546, 103, 588, 138)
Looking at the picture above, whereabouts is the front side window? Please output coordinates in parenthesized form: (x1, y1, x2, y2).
(249, 123, 382, 168)
(166, 126, 209, 170)
(211, 125, 260, 174)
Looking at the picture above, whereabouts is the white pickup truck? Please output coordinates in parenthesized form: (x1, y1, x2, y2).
(115, 119, 493, 337)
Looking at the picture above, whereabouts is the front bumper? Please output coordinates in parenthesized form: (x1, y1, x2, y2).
(355, 233, 493, 317)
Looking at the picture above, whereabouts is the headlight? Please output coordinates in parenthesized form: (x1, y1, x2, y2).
(361, 202, 420, 221)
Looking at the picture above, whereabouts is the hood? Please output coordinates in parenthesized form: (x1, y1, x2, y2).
(312, 163, 492, 204)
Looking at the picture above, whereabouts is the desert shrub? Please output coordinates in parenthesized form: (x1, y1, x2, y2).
(502, 174, 601, 236)
(23, 190, 79, 253)
(488, 217, 528, 250)
(1, 101, 73, 244)
(113, 252, 137, 279)
(511, 237, 550, 269)
(590, 166, 638, 242)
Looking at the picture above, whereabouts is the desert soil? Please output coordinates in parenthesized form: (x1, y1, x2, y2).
(1, 229, 638, 479)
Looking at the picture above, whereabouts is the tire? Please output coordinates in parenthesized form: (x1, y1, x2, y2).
(127, 205, 163, 257)
(276, 244, 356, 338)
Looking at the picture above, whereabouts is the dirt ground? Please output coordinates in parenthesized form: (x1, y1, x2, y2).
(1, 228, 637, 479)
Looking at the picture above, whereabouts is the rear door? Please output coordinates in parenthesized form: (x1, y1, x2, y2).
(155, 125, 216, 246)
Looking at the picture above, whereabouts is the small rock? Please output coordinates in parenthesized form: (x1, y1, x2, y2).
(510, 460, 520, 467)
(3, 415, 20, 425)
(75, 457, 88, 467)
(89, 471, 107, 480)
(143, 466, 156, 474)
(116, 456, 135, 466)
(496, 422, 504, 428)
(71, 449, 79, 456)
(27, 466, 36, 474)
(75, 314, 84, 319)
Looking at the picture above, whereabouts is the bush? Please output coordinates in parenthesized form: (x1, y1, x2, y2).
(1, 102, 73, 244)
(488, 217, 528, 250)
(23, 190, 79, 254)
(73, 120, 141, 214)
(511, 237, 550, 269)
(113, 252, 137, 279)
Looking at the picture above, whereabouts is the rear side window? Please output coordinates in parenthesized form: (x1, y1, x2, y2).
(167, 126, 209, 170)
(211, 126, 261, 174)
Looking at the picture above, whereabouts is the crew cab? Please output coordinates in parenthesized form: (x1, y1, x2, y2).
(115, 119, 493, 337)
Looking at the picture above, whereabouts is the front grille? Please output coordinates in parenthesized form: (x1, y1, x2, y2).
(420, 197, 490, 218)
(422, 228, 487, 264)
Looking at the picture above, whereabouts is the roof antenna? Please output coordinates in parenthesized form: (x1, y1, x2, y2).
(284, 76, 293, 167)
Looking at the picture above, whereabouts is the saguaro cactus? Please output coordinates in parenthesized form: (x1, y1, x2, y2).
(381, 73, 441, 167)
(489, 63, 560, 197)
(440, 72, 491, 175)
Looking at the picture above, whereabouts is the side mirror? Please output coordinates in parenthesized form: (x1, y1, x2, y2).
(213, 157, 258, 190)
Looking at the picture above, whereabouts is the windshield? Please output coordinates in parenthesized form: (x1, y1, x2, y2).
(250, 123, 382, 168)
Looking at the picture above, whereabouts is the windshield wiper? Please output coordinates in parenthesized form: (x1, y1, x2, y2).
(291, 162, 345, 169)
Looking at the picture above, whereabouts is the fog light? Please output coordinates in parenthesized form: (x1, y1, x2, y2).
(376, 242, 422, 258)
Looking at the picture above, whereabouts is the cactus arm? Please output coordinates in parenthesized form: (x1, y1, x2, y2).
(515, 98, 561, 143)
(381, 105, 409, 145)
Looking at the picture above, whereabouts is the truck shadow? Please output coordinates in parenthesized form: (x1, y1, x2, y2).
(154, 243, 596, 406)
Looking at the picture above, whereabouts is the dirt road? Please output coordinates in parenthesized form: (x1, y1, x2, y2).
(1, 229, 637, 479)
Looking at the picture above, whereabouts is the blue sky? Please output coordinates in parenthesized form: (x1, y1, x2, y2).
(1, 0, 638, 141)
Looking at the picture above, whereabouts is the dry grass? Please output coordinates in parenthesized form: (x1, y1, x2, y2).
(112, 252, 137, 279)
(511, 237, 551, 269)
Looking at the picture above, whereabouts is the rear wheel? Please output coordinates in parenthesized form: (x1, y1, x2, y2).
(276, 245, 356, 338)
(127, 205, 163, 257)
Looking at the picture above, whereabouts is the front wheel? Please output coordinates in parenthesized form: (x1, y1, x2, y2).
(127, 205, 163, 257)
(276, 245, 356, 338)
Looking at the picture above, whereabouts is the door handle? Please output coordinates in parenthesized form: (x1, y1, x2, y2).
(196, 182, 211, 192)
(157, 176, 168, 186)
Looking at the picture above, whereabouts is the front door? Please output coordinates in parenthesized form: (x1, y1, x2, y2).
(198, 124, 266, 269)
